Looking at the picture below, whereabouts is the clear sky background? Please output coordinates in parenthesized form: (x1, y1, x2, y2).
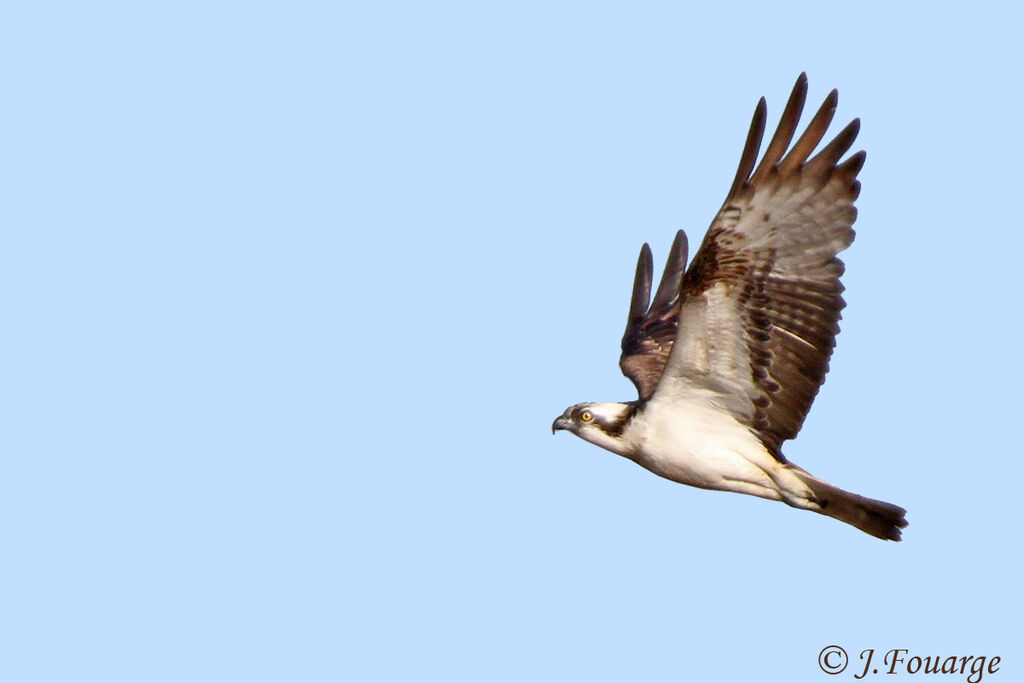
(3, 2, 1022, 681)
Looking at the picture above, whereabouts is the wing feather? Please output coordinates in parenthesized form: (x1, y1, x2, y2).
(725, 99, 767, 201)
(748, 73, 807, 187)
(777, 88, 837, 175)
(651, 232, 689, 312)
(626, 244, 654, 327)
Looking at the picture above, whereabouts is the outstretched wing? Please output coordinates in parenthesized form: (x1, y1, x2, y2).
(655, 73, 864, 457)
(619, 229, 688, 401)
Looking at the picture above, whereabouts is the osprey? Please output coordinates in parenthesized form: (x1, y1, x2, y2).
(552, 74, 908, 541)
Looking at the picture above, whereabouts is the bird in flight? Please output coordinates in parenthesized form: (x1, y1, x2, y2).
(552, 74, 907, 541)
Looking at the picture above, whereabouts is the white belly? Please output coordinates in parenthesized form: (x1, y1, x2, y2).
(623, 394, 806, 503)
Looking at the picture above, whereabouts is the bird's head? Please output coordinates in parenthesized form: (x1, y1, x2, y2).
(551, 402, 636, 456)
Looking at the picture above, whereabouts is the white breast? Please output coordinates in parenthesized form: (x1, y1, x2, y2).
(623, 386, 793, 502)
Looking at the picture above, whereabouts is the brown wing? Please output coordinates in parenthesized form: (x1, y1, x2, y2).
(661, 73, 864, 456)
(619, 229, 688, 400)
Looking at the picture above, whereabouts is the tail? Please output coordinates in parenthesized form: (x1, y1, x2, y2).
(792, 470, 908, 541)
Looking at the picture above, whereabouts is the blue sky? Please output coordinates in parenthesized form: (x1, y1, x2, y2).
(3, 2, 1022, 681)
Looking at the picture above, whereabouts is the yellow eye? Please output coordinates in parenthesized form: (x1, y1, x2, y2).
(580, 411, 593, 423)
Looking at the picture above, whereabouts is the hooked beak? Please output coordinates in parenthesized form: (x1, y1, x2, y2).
(551, 415, 571, 434)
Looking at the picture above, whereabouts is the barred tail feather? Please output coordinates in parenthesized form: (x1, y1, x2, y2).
(793, 470, 908, 541)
